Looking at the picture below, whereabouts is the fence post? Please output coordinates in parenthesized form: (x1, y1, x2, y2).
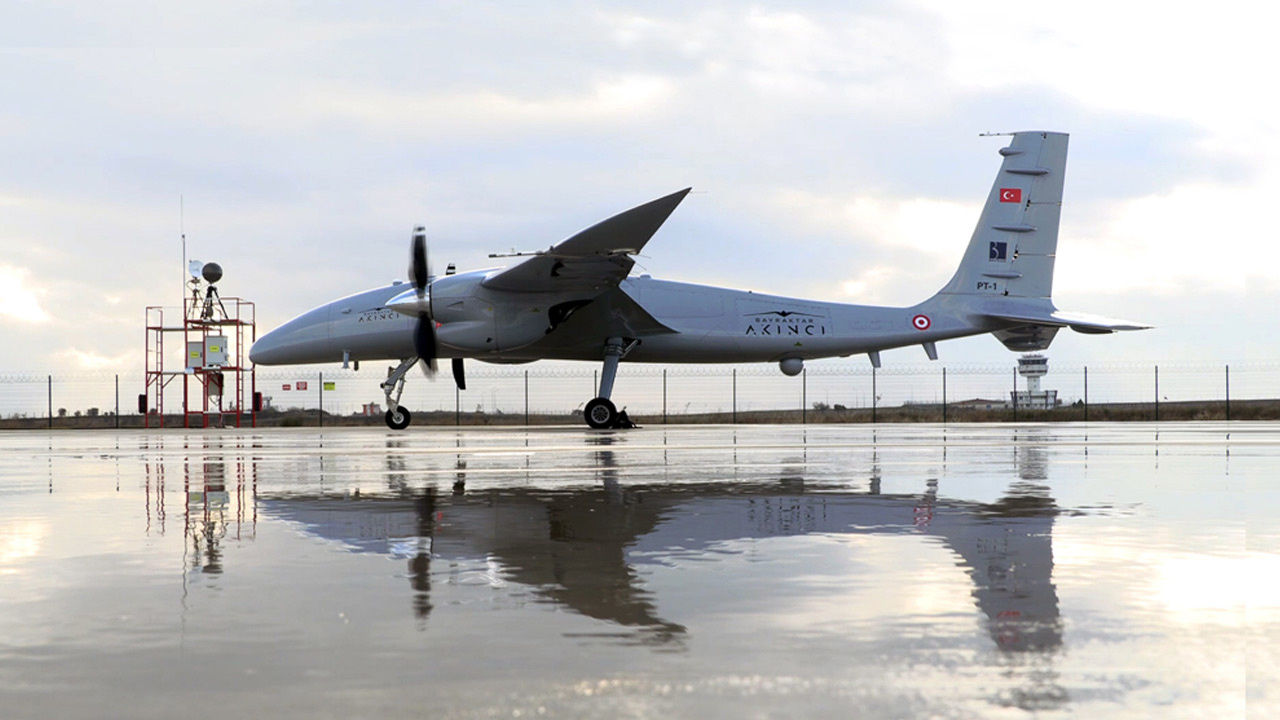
(802, 368, 807, 425)
(524, 370, 529, 426)
(1012, 366, 1018, 422)
(1225, 364, 1230, 421)
(662, 369, 667, 424)
(871, 366, 877, 424)
(115, 374, 120, 428)
(1084, 366, 1089, 421)
(732, 369, 737, 424)
(455, 383, 460, 426)
(942, 367, 947, 424)
(319, 371, 324, 427)
(1154, 365, 1159, 422)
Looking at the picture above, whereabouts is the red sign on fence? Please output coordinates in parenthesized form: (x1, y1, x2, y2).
(296, 381, 308, 391)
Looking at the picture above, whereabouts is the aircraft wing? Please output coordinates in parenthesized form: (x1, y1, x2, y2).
(984, 308, 1152, 334)
(552, 285, 677, 340)
(482, 188, 692, 293)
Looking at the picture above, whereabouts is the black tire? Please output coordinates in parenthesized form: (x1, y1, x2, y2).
(385, 407, 412, 430)
(584, 397, 617, 429)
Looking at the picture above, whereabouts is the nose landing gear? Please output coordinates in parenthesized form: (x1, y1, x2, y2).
(381, 357, 418, 430)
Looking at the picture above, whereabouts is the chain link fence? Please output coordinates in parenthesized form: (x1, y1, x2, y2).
(2, 361, 1276, 427)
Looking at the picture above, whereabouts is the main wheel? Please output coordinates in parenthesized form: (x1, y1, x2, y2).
(584, 397, 617, 429)
(385, 407, 412, 430)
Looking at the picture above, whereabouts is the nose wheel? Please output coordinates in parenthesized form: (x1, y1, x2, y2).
(385, 407, 412, 430)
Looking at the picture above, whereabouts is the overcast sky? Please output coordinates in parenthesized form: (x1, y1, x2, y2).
(1, 1, 1274, 375)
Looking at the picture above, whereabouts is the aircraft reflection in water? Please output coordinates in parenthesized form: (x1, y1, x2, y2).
(253, 436, 1063, 659)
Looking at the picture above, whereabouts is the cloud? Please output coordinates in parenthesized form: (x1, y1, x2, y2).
(764, 189, 979, 303)
(0, 265, 51, 324)
(1059, 181, 1278, 296)
(927, 0, 1271, 135)
(291, 74, 677, 138)
(0, 1, 1272, 372)
(53, 347, 132, 371)
(839, 266, 908, 303)
(772, 189, 977, 255)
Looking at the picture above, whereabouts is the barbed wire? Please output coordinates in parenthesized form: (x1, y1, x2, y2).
(1, 360, 1275, 383)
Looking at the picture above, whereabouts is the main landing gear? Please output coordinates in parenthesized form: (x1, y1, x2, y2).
(382, 357, 417, 430)
(584, 337, 640, 430)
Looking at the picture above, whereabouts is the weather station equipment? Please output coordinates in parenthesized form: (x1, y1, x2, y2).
(1012, 354, 1058, 410)
(144, 259, 258, 428)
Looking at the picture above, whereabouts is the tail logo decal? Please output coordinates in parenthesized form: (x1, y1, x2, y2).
(999, 188, 1022, 203)
(912, 314, 932, 331)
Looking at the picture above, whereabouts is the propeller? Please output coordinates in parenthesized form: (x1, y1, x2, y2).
(409, 227, 438, 377)
(407, 226, 465, 390)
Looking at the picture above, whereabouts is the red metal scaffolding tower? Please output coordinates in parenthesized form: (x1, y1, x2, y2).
(144, 291, 257, 428)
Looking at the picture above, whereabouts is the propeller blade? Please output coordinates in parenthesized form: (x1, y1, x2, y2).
(410, 227, 429, 295)
(451, 358, 466, 390)
(413, 316, 438, 377)
(407, 225, 437, 376)
(407, 225, 440, 377)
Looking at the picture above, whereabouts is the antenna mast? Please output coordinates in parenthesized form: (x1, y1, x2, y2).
(180, 195, 187, 302)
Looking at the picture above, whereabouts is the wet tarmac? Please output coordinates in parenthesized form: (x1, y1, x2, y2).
(1, 423, 1274, 719)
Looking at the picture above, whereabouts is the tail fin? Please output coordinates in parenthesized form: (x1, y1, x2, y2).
(937, 131, 1069, 300)
(929, 131, 1150, 350)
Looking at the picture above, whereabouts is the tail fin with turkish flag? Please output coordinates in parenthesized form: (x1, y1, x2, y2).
(935, 131, 1068, 301)
(919, 131, 1149, 352)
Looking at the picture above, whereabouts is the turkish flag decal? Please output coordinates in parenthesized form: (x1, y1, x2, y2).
(999, 188, 1022, 203)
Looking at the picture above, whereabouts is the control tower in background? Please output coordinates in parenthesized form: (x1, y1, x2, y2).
(1013, 354, 1058, 410)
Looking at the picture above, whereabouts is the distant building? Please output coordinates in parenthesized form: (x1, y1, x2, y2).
(953, 398, 1010, 411)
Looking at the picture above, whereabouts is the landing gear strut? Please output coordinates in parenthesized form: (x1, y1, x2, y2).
(381, 357, 418, 430)
(584, 337, 639, 429)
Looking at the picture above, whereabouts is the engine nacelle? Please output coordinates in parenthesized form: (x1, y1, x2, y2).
(429, 271, 565, 353)
(434, 320, 494, 352)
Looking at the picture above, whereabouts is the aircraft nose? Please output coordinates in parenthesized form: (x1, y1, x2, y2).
(250, 305, 334, 365)
(249, 329, 284, 365)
